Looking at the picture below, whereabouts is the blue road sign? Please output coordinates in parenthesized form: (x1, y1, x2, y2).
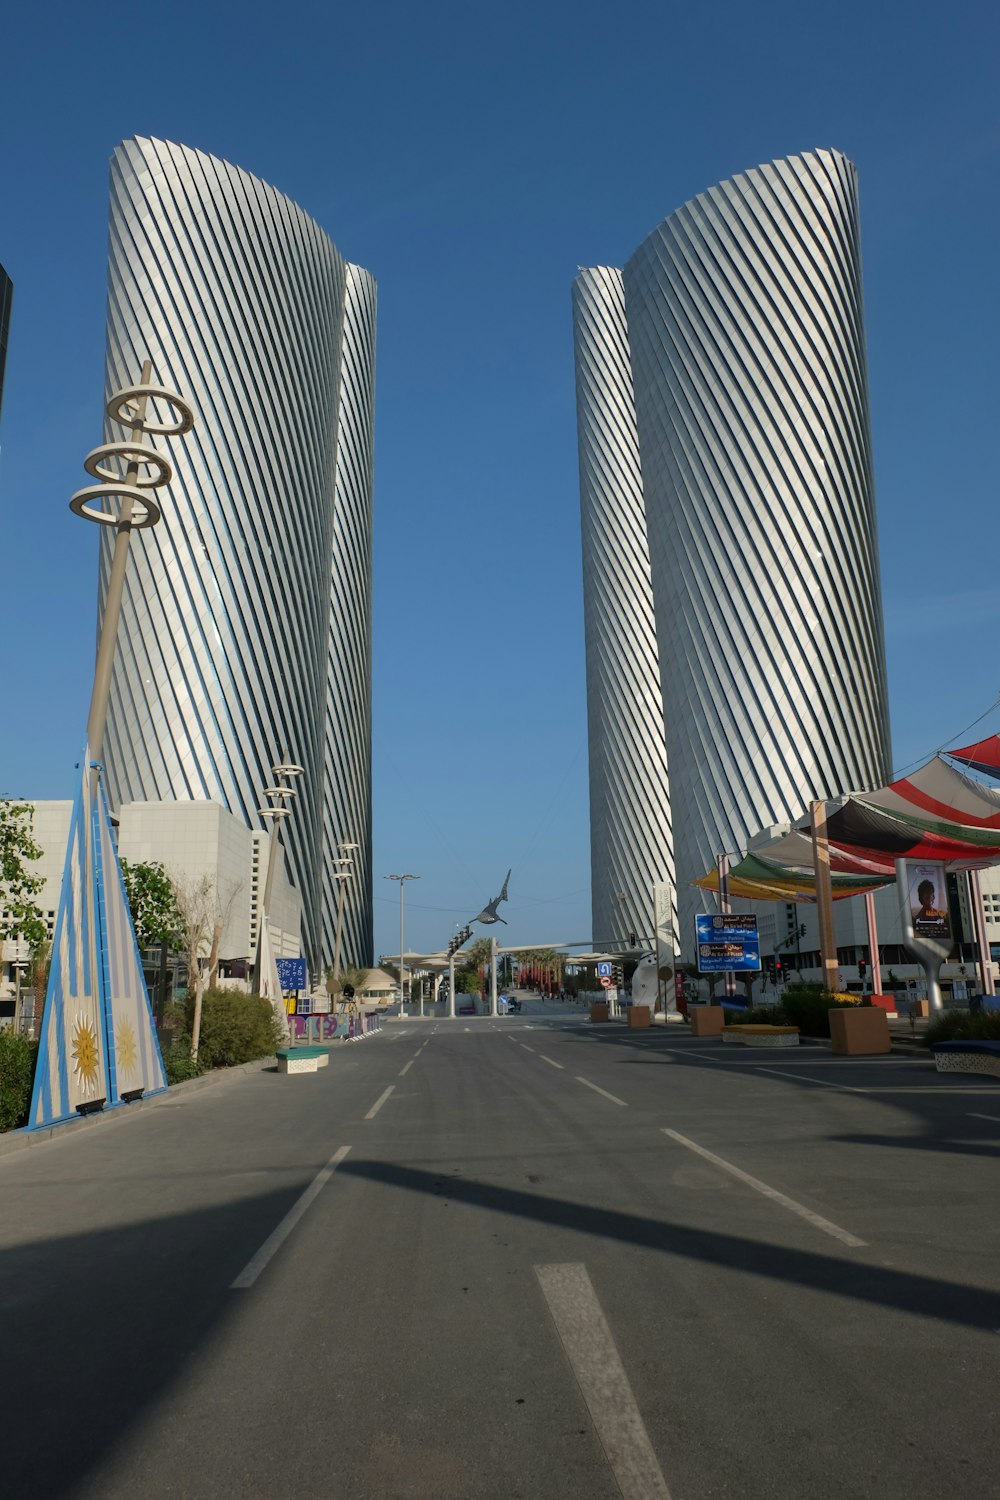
(597, 961, 612, 978)
(694, 915, 761, 973)
(276, 957, 307, 991)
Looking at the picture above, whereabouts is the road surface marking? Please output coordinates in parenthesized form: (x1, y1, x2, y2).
(399, 1060, 414, 1076)
(521, 1043, 536, 1053)
(661, 1128, 866, 1247)
(539, 1054, 565, 1070)
(969, 1112, 1000, 1123)
(576, 1076, 627, 1106)
(535, 1263, 671, 1499)
(365, 1086, 395, 1119)
(754, 1066, 863, 1093)
(231, 1146, 351, 1289)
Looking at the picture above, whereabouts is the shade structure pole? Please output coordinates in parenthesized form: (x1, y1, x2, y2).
(864, 891, 880, 994)
(448, 950, 456, 1019)
(810, 801, 840, 993)
(717, 853, 736, 998)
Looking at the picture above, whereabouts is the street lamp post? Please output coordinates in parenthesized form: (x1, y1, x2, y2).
(385, 874, 418, 1016)
(332, 842, 359, 987)
(253, 754, 303, 994)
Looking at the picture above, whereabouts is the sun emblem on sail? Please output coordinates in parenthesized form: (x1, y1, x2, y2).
(72, 1016, 101, 1093)
(116, 1019, 138, 1079)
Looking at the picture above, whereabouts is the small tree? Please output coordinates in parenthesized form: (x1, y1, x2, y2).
(170, 874, 217, 1061)
(0, 801, 46, 951)
(120, 859, 182, 949)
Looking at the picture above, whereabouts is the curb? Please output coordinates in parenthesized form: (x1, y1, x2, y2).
(0, 1055, 276, 1161)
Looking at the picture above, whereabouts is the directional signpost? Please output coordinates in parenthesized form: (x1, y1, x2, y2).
(695, 914, 760, 973)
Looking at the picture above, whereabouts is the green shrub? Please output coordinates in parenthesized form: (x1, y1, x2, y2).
(925, 1009, 1000, 1047)
(726, 1006, 784, 1026)
(0, 1029, 38, 1132)
(775, 983, 858, 1037)
(162, 1039, 205, 1085)
(190, 989, 282, 1068)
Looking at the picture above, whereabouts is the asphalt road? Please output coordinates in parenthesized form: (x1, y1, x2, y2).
(3, 1008, 1000, 1499)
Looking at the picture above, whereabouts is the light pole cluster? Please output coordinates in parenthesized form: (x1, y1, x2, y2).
(331, 840, 360, 992)
(385, 873, 418, 1014)
(253, 754, 303, 993)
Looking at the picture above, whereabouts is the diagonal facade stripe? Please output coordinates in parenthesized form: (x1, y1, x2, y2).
(98, 137, 375, 971)
(572, 268, 674, 950)
(620, 149, 891, 945)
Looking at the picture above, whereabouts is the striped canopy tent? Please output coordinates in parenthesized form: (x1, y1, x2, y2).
(695, 836, 893, 903)
(695, 755, 1000, 902)
(947, 735, 1000, 780)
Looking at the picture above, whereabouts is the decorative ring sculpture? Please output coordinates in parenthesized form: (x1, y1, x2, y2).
(262, 785, 298, 799)
(83, 441, 173, 488)
(107, 384, 195, 436)
(70, 374, 194, 531)
(258, 806, 291, 820)
(69, 484, 162, 530)
(272, 762, 305, 778)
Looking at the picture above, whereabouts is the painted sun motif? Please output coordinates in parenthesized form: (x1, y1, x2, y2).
(116, 1019, 138, 1079)
(72, 1017, 101, 1093)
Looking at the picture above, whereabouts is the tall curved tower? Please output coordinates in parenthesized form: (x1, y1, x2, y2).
(572, 267, 674, 950)
(100, 136, 375, 969)
(622, 148, 891, 942)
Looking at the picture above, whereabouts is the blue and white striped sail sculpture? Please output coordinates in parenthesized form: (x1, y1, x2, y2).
(28, 750, 167, 1129)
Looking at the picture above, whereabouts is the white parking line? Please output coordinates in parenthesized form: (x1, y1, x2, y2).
(754, 1066, 863, 1093)
(536, 1263, 671, 1499)
(365, 1086, 395, 1119)
(661, 1128, 865, 1248)
(539, 1054, 565, 1070)
(969, 1112, 1000, 1123)
(231, 1146, 351, 1289)
(576, 1077, 627, 1106)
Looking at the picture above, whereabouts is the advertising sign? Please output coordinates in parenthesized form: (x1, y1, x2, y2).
(694, 914, 761, 973)
(905, 861, 951, 942)
(276, 957, 307, 992)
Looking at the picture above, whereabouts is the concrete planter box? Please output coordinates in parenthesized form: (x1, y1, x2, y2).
(590, 1002, 610, 1024)
(723, 1025, 799, 1047)
(627, 1006, 651, 1029)
(276, 1046, 330, 1074)
(829, 1008, 890, 1055)
(932, 1041, 1000, 1077)
(689, 1006, 724, 1037)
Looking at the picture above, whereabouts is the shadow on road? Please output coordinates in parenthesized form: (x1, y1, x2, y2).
(339, 1156, 1000, 1335)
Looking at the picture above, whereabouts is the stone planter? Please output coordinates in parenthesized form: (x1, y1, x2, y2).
(590, 1002, 610, 1024)
(627, 1005, 651, 1029)
(829, 1007, 890, 1055)
(723, 1025, 799, 1047)
(689, 1005, 724, 1037)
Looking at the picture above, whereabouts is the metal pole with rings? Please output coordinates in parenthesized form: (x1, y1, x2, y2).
(69, 363, 195, 764)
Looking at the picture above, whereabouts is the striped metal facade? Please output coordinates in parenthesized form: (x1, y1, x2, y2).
(572, 267, 674, 951)
(622, 149, 891, 945)
(99, 136, 375, 971)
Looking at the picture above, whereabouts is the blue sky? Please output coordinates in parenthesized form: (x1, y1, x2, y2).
(1, 0, 998, 959)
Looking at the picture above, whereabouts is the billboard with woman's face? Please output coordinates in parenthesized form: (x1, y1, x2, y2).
(907, 861, 951, 941)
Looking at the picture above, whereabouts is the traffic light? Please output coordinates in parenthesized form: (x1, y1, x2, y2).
(612, 962, 624, 987)
(629, 930, 636, 945)
(858, 958, 867, 979)
(764, 956, 775, 982)
(774, 957, 782, 980)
